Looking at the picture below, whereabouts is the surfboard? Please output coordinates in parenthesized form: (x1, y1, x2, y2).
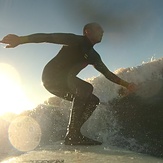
(1, 140, 162, 163)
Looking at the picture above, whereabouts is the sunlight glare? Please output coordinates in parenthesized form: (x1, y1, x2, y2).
(0, 63, 35, 115)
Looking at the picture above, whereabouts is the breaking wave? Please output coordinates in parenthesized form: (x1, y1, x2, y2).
(1, 57, 163, 158)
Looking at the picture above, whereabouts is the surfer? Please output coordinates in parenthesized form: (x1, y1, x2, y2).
(0, 22, 137, 145)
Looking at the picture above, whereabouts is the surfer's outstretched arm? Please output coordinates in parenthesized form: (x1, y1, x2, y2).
(93, 57, 137, 92)
(104, 70, 136, 92)
(0, 33, 80, 48)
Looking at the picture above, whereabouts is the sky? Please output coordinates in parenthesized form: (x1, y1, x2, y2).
(0, 0, 163, 108)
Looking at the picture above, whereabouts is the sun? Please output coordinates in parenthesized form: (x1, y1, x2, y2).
(0, 63, 34, 115)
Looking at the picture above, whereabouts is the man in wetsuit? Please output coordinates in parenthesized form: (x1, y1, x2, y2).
(0, 22, 137, 145)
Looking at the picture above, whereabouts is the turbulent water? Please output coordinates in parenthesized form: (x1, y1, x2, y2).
(1, 58, 163, 162)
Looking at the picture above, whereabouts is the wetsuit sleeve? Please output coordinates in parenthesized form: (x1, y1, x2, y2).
(20, 33, 81, 46)
(92, 51, 129, 88)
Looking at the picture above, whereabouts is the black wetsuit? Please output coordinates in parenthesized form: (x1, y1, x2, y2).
(41, 33, 113, 145)
(42, 33, 109, 101)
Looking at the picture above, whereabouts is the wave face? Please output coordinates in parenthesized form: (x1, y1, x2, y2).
(1, 58, 163, 158)
(32, 58, 163, 157)
(87, 58, 163, 157)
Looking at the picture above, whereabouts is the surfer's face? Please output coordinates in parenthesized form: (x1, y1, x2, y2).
(85, 23, 104, 44)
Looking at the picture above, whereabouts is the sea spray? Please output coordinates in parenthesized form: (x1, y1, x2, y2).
(1, 57, 163, 158)
(83, 57, 163, 156)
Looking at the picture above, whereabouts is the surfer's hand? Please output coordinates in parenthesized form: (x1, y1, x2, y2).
(0, 34, 20, 48)
(127, 82, 138, 93)
(119, 83, 137, 97)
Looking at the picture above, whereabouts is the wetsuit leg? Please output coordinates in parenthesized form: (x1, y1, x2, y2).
(43, 80, 74, 101)
(65, 94, 101, 145)
(80, 94, 100, 126)
(43, 77, 101, 145)
(64, 77, 101, 145)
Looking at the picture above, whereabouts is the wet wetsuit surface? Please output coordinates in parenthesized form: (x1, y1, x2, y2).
(42, 34, 109, 100)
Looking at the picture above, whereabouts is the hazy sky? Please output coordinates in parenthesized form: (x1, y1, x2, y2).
(0, 0, 163, 105)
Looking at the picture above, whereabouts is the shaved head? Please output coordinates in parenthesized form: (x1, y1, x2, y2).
(83, 22, 104, 45)
(83, 22, 101, 35)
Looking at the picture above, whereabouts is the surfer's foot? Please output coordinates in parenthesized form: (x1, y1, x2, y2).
(64, 133, 102, 145)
